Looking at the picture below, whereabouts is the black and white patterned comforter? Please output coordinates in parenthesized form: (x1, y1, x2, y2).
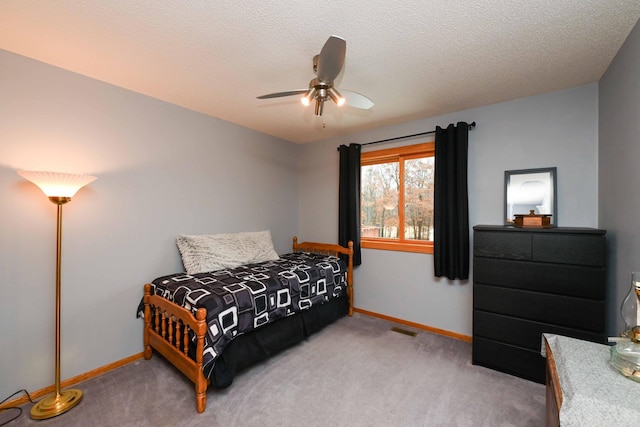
(144, 252, 348, 379)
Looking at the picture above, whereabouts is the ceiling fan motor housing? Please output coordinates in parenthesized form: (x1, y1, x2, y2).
(314, 84, 329, 100)
(257, 36, 373, 116)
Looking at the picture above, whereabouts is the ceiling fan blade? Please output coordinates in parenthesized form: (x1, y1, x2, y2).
(316, 36, 346, 83)
(257, 90, 307, 99)
(341, 90, 374, 109)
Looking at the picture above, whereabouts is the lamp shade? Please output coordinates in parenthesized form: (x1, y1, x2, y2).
(17, 170, 97, 198)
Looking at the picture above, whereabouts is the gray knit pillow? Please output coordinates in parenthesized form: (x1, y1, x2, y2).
(176, 230, 280, 274)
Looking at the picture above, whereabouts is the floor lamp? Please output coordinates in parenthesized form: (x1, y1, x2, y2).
(17, 170, 97, 420)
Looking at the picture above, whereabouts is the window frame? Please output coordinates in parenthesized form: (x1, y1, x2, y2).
(360, 142, 435, 254)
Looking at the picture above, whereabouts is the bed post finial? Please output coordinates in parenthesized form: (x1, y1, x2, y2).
(293, 236, 298, 251)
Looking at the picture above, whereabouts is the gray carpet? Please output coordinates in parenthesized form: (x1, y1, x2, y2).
(5, 313, 544, 426)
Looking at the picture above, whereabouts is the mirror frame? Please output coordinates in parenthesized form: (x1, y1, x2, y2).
(504, 167, 557, 226)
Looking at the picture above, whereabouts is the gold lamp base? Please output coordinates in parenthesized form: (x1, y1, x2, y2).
(30, 389, 83, 420)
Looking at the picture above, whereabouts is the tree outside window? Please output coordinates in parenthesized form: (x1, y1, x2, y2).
(361, 142, 434, 254)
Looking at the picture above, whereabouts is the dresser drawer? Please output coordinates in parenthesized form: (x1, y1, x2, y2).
(472, 336, 545, 383)
(473, 257, 605, 299)
(473, 230, 532, 260)
(473, 310, 606, 351)
(532, 233, 605, 266)
(474, 284, 605, 333)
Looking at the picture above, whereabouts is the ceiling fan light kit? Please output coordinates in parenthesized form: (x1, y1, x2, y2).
(328, 87, 345, 106)
(257, 36, 373, 117)
(301, 87, 316, 106)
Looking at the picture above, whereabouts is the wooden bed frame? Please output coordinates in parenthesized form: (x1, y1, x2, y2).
(143, 237, 354, 413)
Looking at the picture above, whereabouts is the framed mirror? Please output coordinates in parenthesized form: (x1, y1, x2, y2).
(504, 167, 557, 226)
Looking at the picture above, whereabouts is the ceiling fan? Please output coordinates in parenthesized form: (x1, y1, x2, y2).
(257, 36, 374, 116)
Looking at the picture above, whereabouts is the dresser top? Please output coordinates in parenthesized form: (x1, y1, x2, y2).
(473, 225, 606, 235)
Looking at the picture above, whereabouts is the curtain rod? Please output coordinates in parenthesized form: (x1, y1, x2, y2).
(337, 121, 476, 150)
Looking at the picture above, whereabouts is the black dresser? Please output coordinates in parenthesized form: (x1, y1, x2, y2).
(472, 225, 607, 383)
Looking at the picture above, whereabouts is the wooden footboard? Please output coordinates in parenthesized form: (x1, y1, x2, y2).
(143, 237, 353, 414)
(292, 236, 354, 316)
(143, 283, 209, 413)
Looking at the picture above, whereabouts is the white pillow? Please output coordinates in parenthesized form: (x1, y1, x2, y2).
(176, 230, 280, 274)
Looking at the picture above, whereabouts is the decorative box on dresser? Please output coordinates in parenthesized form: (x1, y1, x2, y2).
(472, 225, 607, 384)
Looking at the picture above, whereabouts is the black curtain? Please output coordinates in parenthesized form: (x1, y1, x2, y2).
(434, 122, 470, 280)
(338, 143, 362, 266)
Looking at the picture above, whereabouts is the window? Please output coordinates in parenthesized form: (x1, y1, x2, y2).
(361, 142, 434, 254)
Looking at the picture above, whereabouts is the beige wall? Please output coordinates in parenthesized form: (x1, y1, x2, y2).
(599, 18, 640, 335)
(0, 49, 299, 398)
(298, 84, 600, 337)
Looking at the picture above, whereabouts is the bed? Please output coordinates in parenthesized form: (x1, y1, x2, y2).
(140, 235, 354, 413)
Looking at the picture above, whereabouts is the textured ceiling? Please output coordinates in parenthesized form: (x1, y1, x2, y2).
(1, 1, 639, 143)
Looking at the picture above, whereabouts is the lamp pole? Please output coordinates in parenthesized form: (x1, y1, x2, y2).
(30, 196, 84, 420)
(17, 170, 96, 420)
